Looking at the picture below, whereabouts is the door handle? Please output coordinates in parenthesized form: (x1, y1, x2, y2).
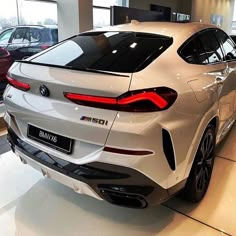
(215, 77, 224, 85)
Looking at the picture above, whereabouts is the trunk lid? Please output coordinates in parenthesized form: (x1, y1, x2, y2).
(6, 62, 131, 148)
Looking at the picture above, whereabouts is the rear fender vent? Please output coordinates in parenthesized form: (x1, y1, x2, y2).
(162, 129, 176, 171)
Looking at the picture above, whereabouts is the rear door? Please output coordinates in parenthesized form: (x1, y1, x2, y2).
(214, 29, 236, 117)
(183, 29, 231, 130)
(198, 29, 235, 132)
(7, 27, 30, 59)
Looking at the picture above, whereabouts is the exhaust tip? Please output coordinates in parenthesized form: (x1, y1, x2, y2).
(100, 190, 147, 208)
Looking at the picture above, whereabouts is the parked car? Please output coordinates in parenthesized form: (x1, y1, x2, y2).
(0, 47, 13, 96)
(4, 22, 236, 208)
(0, 25, 58, 60)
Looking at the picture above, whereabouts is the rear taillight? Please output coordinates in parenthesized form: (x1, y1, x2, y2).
(6, 75, 30, 91)
(64, 87, 177, 112)
(41, 44, 51, 50)
(0, 47, 9, 57)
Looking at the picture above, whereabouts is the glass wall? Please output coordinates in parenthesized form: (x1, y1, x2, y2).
(21, 1, 57, 25)
(93, 0, 128, 28)
(0, 0, 57, 31)
(0, 0, 18, 31)
(1, 0, 128, 31)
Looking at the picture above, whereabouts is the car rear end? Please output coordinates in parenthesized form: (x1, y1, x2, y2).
(4, 29, 189, 208)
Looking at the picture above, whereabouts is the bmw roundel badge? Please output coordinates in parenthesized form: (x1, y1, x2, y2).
(39, 85, 50, 97)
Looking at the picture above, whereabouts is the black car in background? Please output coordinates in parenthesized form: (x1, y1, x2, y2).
(0, 25, 58, 60)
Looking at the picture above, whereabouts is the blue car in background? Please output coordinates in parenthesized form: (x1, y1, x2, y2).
(0, 25, 58, 60)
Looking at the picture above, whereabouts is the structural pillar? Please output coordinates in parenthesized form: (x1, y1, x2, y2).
(57, 0, 93, 41)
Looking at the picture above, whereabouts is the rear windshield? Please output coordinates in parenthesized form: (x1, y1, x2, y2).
(31, 31, 173, 73)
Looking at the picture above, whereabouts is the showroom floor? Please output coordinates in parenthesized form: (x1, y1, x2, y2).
(0, 125, 236, 236)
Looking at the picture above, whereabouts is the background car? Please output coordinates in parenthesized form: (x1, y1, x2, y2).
(0, 47, 13, 100)
(4, 22, 236, 208)
(0, 25, 58, 60)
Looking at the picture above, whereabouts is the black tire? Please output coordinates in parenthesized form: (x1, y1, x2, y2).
(181, 124, 216, 202)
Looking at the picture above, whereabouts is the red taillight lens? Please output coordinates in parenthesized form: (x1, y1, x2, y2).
(65, 93, 117, 105)
(0, 47, 9, 57)
(64, 87, 177, 112)
(41, 44, 51, 50)
(117, 92, 168, 109)
(6, 75, 30, 91)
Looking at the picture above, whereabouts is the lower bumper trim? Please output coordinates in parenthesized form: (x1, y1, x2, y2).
(7, 128, 186, 208)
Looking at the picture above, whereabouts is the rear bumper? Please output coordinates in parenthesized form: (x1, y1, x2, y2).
(7, 128, 186, 208)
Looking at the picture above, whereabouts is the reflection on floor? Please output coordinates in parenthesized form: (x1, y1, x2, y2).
(0, 126, 236, 236)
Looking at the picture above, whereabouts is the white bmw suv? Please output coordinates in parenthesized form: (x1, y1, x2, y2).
(4, 22, 236, 208)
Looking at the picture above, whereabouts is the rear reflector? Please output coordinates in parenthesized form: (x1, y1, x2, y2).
(104, 147, 153, 156)
(64, 87, 177, 112)
(6, 75, 30, 91)
(41, 44, 51, 50)
(0, 47, 10, 57)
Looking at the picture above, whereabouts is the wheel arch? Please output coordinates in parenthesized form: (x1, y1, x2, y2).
(208, 116, 219, 135)
(183, 114, 219, 180)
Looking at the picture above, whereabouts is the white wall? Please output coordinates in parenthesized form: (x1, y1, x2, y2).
(57, 0, 93, 41)
(191, 0, 235, 33)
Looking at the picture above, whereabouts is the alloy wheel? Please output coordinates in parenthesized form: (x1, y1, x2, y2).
(196, 131, 214, 193)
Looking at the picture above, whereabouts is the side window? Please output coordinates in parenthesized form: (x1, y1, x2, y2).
(0, 29, 13, 44)
(11, 28, 30, 44)
(198, 30, 224, 64)
(30, 28, 41, 43)
(214, 29, 236, 61)
(180, 39, 199, 64)
(51, 29, 58, 43)
(179, 36, 208, 64)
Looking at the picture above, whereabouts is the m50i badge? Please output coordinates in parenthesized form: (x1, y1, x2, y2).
(80, 116, 108, 126)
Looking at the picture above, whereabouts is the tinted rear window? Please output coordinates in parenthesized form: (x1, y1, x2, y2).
(31, 31, 173, 73)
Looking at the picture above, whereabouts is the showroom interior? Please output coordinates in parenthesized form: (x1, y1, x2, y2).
(1, 0, 236, 235)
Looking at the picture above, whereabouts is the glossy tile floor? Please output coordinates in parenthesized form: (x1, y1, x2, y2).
(0, 126, 236, 236)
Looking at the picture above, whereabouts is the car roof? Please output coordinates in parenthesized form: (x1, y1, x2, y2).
(43, 25, 58, 29)
(2, 25, 58, 31)
(93, 21, 218, 38)
(13, 25, 45, 29)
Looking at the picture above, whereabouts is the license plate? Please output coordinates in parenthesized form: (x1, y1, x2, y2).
(27, 125, 73, 154)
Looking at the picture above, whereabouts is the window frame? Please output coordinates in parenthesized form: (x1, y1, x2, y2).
(213, 28, 236, 62)
(30, 27, 42, 43)
(178, 28, 227, 66)
(198, 29, 225, 64)
(9, 27, 30, 44)
(0, 28, 14, 44)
